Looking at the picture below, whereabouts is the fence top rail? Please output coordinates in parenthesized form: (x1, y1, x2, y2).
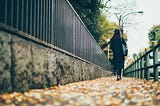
(125, 63, 160, 73)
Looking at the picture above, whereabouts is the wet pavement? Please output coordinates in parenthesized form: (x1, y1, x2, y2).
(0, 77, 160, 106)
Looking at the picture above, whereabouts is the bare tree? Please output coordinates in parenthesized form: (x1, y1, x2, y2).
(106, 0, 140, 30)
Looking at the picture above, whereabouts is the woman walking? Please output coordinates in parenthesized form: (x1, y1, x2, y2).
(110, 29, 127, 81)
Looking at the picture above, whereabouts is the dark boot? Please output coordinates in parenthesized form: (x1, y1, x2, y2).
(116, 69, 122, 81)
(116, 71, 120, 81)
(117, 77, 120, 81)
(119, 70, 122, 80)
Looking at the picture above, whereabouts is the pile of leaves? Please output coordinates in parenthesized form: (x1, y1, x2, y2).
(0, 77, 160, 106)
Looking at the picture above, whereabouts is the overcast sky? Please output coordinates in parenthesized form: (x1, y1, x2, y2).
(107, 0, 160, 56)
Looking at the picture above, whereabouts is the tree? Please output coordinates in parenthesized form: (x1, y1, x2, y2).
(148, 25, 160, 43)
(126, 57, 134, 67)
(98, 14, 116, 45)
(106, 0, 138, 31)
(68, 0, 103, 42)
(132, 53, 137, 59)
(148, 25, 160, 49)
(68, 0, 118, 45)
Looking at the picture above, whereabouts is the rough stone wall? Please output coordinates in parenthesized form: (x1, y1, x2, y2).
(0, 30, 112, 93)
(0, 31, 12, 93)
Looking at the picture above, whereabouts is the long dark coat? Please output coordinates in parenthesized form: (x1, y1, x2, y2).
(110, 37, 126, 70)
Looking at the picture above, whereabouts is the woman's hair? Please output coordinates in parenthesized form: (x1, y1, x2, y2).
(112, 28, 121, 39)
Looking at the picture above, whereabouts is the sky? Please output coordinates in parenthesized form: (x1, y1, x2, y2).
(106, 0, 160, 56)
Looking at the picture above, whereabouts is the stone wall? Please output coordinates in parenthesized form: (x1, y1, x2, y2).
(0, 30, 112, 93)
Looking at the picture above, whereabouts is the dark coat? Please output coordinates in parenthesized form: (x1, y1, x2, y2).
(110, 37, 126, 70)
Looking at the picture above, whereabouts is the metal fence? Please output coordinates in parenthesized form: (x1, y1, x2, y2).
(0, 0, 111, 70)
(124, 43, 160, 82)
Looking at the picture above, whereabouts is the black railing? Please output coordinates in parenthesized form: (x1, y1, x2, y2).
(124, 43, 160, 82)
(0, 0, 111, 70)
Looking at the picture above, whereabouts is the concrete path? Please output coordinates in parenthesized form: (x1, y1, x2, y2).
(0, 77, 160, 106)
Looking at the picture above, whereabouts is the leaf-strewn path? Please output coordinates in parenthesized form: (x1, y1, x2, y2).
(0, 77, 160, 106)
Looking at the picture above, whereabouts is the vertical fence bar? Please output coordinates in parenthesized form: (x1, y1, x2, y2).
(142, 57, 144, 79)
(153, 48, 159, 81)
(131, 63, 133, 77)
(140, 58, 142, 78)
(0, 0, 0, 21)
(78, 21, 80, 57)
(137, 58, 143, 78)
(6, 0, 10, 25)
(145, 49, 150, 80)
(48, 0, 51, 43)
(139, 60, 141, 78)
(132, 65, 134, 77)
(134, 61, 137, 78)
(135, 60, 139, 78)
(144, 51, 147, 79)
(22, 0, 24, 31)
(75, 17, 77, 55)
(0, 0, 5, 23)
(44, 0, 46, 41)
(51, 0, 54, 44)
(138, 60, 141, 78)
(61, 0, 64, 49)
(18, 0, 22, 30)
(128, 65, 131, 77)
(71, 11, 74, 53)
(137, 60, 139, 78)
(136, 61, 138, 78)
(131, 66, 133, 77)
(130, 66, 131, 77)
(132, 64, 135, 77)
(42, 0, 44, 40)
(36, 0, 39, 38)
(16, 0, 19, 29)
(137, 59, 142, 78)
(5, 0, 8, 24)
(23, 0, 26, 33)
(12, 0, 17, 28)
(142, 57, 145, 79)
(46, 0, 48, 42)
(0, 0, 1, 22)
(73, 13, 76, 55)
(54, 0, 57, 46)
(11, 0, 13, 27)
(27, 0, 30, 34)
(129, 67, 131, 77)
(30, 0, 32, 35)
(132, 63, 136, 78)
(78, 23, 81, 57)
(40, 0, 42, 39)
(33, 0, 36, 37)
(134, 62, 136, 77)
(26, 0, 28, 33)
